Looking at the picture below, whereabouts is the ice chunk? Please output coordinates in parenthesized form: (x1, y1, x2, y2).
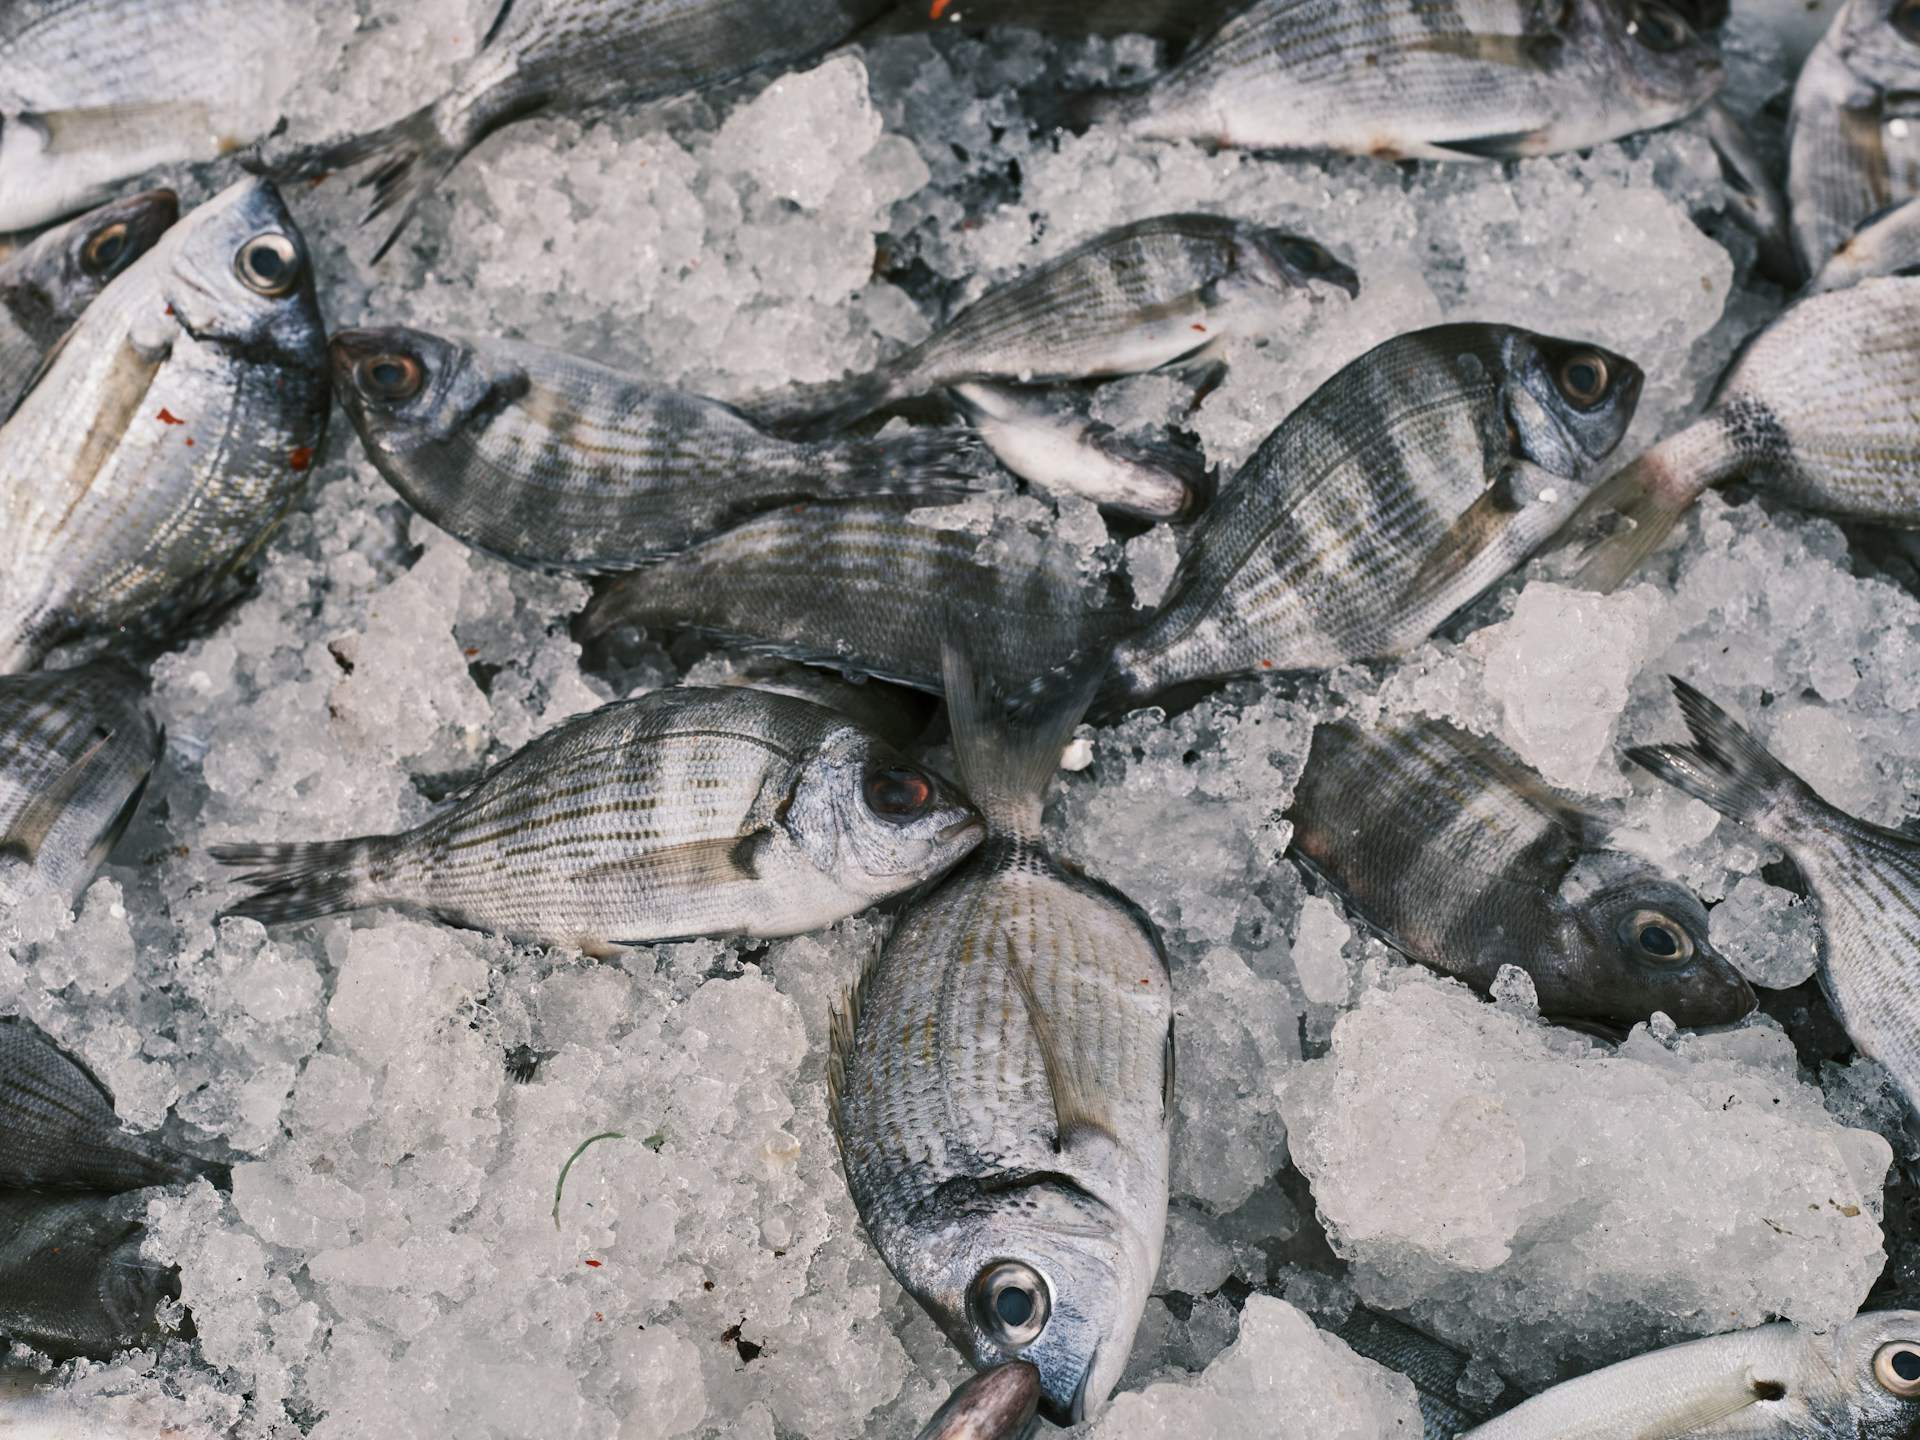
(1708, 876, 1820, 989)
(711, 57, 886, 212)
(1291, 896, 1353, 1007)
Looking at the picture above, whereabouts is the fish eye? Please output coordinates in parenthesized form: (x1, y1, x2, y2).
(1874, 1342, 1920, 1396)
(1555, 352, 1611, 406)
(862, 766, 935, 823)
(355, 353, 426, 403)
(970, 1260, 1051, 1350)
(1897, 0, 1920, 43)
(1622, 909, 1695, 964)
(82, 222, 130, 276)
(1629, 1, 1694, 49)
(1279, 237, 1330, 271)
(234, 232, 302, 297)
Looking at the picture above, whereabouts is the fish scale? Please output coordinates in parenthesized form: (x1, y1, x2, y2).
(0, 1190, 172, 1360)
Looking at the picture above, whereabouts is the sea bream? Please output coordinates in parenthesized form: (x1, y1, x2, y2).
(1335, 1308, 1525, 1438)
(215, 685, 982, 952)
(1809, 196, 1920, 291)
(0, 1189, 174, 1360)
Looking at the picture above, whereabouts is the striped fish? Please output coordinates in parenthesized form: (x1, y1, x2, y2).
(214, 686, 982, 952)
(0, 177, 330, 674)
(1632, 679, 1920, 1116)
(1335, 1309, 1522, 1439)
(329, 325, 989, 572)
(0, 1190, 173, 1360)
(1809, 197, 1920, 293)
(830, 649, 1171, 1426)
(1108, 324, 1643, 706)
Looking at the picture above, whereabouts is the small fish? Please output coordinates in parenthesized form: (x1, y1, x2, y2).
(748, 214, 1358, 436)
(1288, 715, 1754, 1027)
(1459, 1311, 1920, 1437)
(214, 686, 982, 952)
(1631, 678, 1920, 1114)
(0, 662, 161, 904)
(579, 498, 1133, 695)
(0, 188, 176, 413)
(950, 382, 1211, 523)
(0, 1015, 228, 1193)
(0, 177, 330, 675)
(1808, 195, 1920, 291)
(1703, 102, 1798, 286)
(0, 1369, 205, 1439)
(914, 1361, 1041, 1440)
(1108, 325, 1643, 706)
(329, 326, 990, 572)
(1071, 0, 1723, 161)
(1786, 0, 1920, 277)
(1570, 275, 1920, 590)
(830, 648, 1172, 1425)
(1334, 1308, 1522, 1439)
(0, 1190, 174, 1360)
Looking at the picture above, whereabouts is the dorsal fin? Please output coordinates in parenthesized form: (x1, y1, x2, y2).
(0, 1015, 118, 1113)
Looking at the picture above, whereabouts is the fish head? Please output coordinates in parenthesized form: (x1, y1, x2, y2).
(1833, 0, 1920, 91)
(1502, 331, 1644, 479)
(0, 189, 177, 331)
(1239, 228, 1361, 299)
(329, 324, 518, 456)
(1565, 871, 1755, 1025)
(1580, 0, 1724, 131)
(159, 178, 324, 359)
(789, 729, 984, 897)
(1809, 1311, 1920, 1433)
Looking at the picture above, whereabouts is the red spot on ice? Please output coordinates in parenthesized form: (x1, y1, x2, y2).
(1192, 323, 1207, 332)
(584, 1259, 603, 1268)
(184, 437, 195, 447)
(289, 446, 314, 471)
(157, 408, 185, 426)
(1260, 659, 1274, 670)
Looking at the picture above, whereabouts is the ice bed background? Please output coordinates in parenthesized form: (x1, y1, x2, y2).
(5, 0, 1917, 1434)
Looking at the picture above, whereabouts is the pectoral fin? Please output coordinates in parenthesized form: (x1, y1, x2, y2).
(1429, 127, 1550, 160)
(0, 727, 115, 866)
(1396, 464, 1535, 614)
(1399, 31, 1562, 68)
(569, 830, 771, 888)
(1626, 1371, 1780, 1437)
(1001, 937, 1119, 1152)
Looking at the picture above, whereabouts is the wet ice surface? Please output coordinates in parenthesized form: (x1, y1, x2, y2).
(8, 2, 1920, 1436)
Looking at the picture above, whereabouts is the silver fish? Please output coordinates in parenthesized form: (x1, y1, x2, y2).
(1460, 1312, 1920, 1437)
(0, 1370, 206, 1439)
(329, 325, 989, 572)
(1808, 196, 1920, 291)
(1786, 0, 1920, 277)
(214, 686, 981, 952)
(1334, 1308, 1521, 1439)
(1631, 678, 1920, 1115)
(748, 214, 1358, 437)
(1075, 0, 1723, 161)
(1107, 325, 1643, 707)
(0, 188, 176, 413)
(1570, 275, 1920, 590)
(830, 650, 1172, 1425)
(0, 177, 330, 675)
(0, 662, 161, 905)
(0, 1190, 173, 1361)
(1288, 716, 1754, 1027)
(914, 1361, 1041, 1440)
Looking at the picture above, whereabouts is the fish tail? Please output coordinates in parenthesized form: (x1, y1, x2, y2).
(1569, 425, 1731, 592)
(575, 569, 665, 647)
(1625, 676, 1815, 836)
(834, 425, 995, 502)
(289, 101, 473, 262)
(748, 366, 907, 438)
(210, 836, 391, 924)
(943, 638, 1105, 834)
(120, 1133, 232, 1192)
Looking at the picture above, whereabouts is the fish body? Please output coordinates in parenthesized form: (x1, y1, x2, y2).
(1334, 1309, 1512, 1439)
(1632, 680, 1920, 1115)
(711, 657, 937, 750)
(1108, 324, 1643, 705)
(0, 1371, 202, 1440)
(329, 326, 989, 571)
(215, 686, 981, 951)
(750, 214, 1358, 436)
(1808, 195, 1920, 291)
(914, 1361, 1042, 1440)
(0, 1190, 173, 1360)
(831, 650, 1172, 1425)
(580, 498, 1134, 695)
(0, 177, 330, 674)
(881, 0, 1243, 47)
(0, 662, 160, 904)
(1461, 1312, 1920, 1438)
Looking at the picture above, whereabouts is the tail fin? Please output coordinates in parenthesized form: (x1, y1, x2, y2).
(835, 425, 996, 503)
(210, 837, 387, 925)
(279, 102, 471, 263)
(943, 640, 1104, 835)
(1568, 423, 1734, 592)
(1625, 676, 1810, 835)
(744, 367, 906, 439)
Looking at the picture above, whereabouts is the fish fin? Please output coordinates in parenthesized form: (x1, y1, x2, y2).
(1567, 442, 1716, 592)
(942, 636, 1102, 835)
(480, 0, 518, 47)
(1397, 30, 1562, 67)
(0, 726, 117, 866)
(1625, 677, 1811, 831)
(783, 426, 996, 515)
(1842, 103, 1894, 212)
(211, 837, 384, 925)
(1000, 933, 1121, 1151)
(1394, 464, 1532, 615)
(0, 1015, 119, 1114)
(826, 942, 885, 1155)
(1424, 720, 1616, 850)
(286, 102, 476, 263)
(742, 366, 908, 439)
(3, 322, 74, 424)
(1161, 1015, 1176, 1123)
(1429, 128, 1548, 160)
(569, 831, 772, 888)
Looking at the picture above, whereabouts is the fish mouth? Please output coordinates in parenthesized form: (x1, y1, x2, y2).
(939, 815, 987, 844)
(1054, 1344, 1101, 1427)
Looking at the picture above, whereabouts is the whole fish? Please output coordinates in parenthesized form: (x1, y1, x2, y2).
(0, 177, 330, 675)
(1808, 196, 1920, 292)
(0, 662, 161, 905)
(1071, 0, 1723, 161)
(1107, 325, 1644, 707)
(1288, 716, 1753, 1027)
(950, 382, 1210, 523)
(914, 1361, 1041, 1440)
(1570, 275, 1920, 590)
(0, 189, 176, 413)
(329, 325, 989, 571)
(0, 1370, 205, 1440)
(830, 650, 1172, 1425)
(1786, 0, 1920, 276)
(579, 498, 1134, 695)
(0, 1016, 228, 1193)
(0, 1190, 173, 1360)
(1335, 1308, 1520, 1439)
(214, 686, 982, 952)
(1460, 1311, 1920, 1437)
(748, 214, 1358, 437)
(1631, 678, 1920, 1114)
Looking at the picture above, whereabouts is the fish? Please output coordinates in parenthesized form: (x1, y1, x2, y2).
(914, 1361, 1041, 1440)
(1630, 678, 1920, 1114)
(0, 1190, 175, 1360)
(1786, 0, 1920, 277)
(0, 1369, 205, 1440)
(578, 498, 1134, 695)
(1106, 324, 1644, 707)
(0, 188, 176, 414)
(1569, 275, 1920, 591)
(1808, 195, 1920, 292)
(747, 214, 1358, 437)
(0, 177, 330, 675)
(1334, 1308, 1521, 1439)
(328, 325, 991, 572)
(829, 648, 1173, 1425)
(1287, 715, 1754, 1027)
(713, 657, 938, 750)
(1458, 1311, 1920, 1437)
(949, 382, 1211, 523)
(0, 662, 161, 905)
(1068, 0, 1723, 162)
(289, 0, 893, 259)
(213, 685, 982, 952)
(0, 1015, 228, 1193)
(877, 0, 1243, 49)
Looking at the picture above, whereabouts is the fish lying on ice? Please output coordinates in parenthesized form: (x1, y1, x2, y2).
(0, 1189, 174, 1360)
(914, 1361, 1042, 1440)
(1807, 196, 1920, 292)
(1334, 1308, 1525, 1438)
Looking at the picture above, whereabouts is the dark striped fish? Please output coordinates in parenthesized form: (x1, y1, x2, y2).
(748, 214, 1358, 437)
(914, 1361, 1041, 1440)
(1287, 715, 1753, 1027)
(329, 325, 989, 571)
(1107, 325, 1643, 706)
(1571, 276, 1920, 590)
(0, 662, 160, 904)
(1631, 679, 1920, 1114)
(214, 686, 982, 952)
(579, 498, 1133, 695)
(0, 177, 330, 674)
(830, 650, 1171, 1426)
(1335, 1309, 1519, 1439)
(1808, 196, 1920, 293)
(0, 1190, 174, 1360)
